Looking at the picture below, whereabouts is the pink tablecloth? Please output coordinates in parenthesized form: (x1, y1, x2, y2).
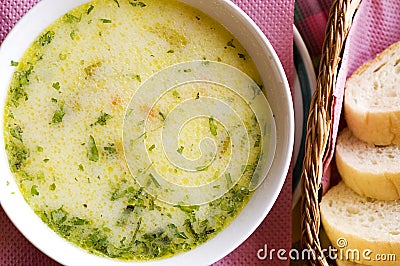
(0, 0, 331, 265)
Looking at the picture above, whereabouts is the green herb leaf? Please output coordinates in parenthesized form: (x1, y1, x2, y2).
(87, 135, 99, 162)
(159, 111, 166, 121)
(38, 31, 55, 46)
(51, 208, 68, 225)
(209, 117, 217, 136)
(70, 30, 77, 40)
(129, 1, 146, 7)
(31, 185, 39, 196)
(148, 144, 155, 151)
(133, 74, 141, 82)
(254, 134, 261, 147)
(10, 60, 19, 66)
(172, 90, 180, 98)
(52, 82, 60, 91)
(225, 172, 232, 188)
(227, 39, 236, 48)
(64, 13, 81, 23)
(91, 111, 112, 126)
(51, 100, 65, 124)
(49, 183, 56, 191)
(78, 164, 84, 171)
(10, 124, 23, 142)
(177, 146, 184, 154)
(100, 18, 112, 23)
(148, 173, 161, 188)
(104, 144, 117, 154)
(87, 5, 94, 14)
(71, 217, 88, 225)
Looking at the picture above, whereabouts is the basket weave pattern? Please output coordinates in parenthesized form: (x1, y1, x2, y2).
(300, 0, 362, 265)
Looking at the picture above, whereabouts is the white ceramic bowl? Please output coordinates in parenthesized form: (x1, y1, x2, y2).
(0, 0, 294, 265)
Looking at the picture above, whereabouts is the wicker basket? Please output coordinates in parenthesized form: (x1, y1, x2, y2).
(300, 0, 362, 265)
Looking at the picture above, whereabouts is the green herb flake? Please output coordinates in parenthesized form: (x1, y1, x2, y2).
(52, 82, 60, 91)
(78, 164, 84, 171)
(38, 31, 55, 46)
(9, 124, 23, 142)
(91, 111, 112, 126)
(104, 144, 117, 155)
(129, 1, 147, 7)
(177, 146, 184, 154)
(100, 18, 112, 23)
(49, 183, 56, 191)
(148, 144, 156, 151)
(183, 69, 192, 73)
(43, 158, 50, 163)
(59, 53, 67, 60)
(87, 5, 94, 14)
(64, 13, 81, 23)
(31, 185, 39, 196)
(87, 135, 99, 162)
(175, 231, 188, 239)
(172, 90, 180, 98)
(148, 173, 161, 188)
(225, 172, 232, 188)
(254, 134, 261, 147)
(5, 140, 29, 172)
(167, 49, 174, 53)
(84, 62, 102, 77)
(159, 111, 166, 121)
(70, 30, 77, 40)
(133, 74, 141, 82)
(227, 39, 236, 48)
(71, 217, 88, 225)
(51, 207, 68, 225)
(37, 146, 43, 152)
(10, 60, 19, 66)
(242, 164, 256, 173)
(209, 117, 217, 136)
(50, 100, 65, 124)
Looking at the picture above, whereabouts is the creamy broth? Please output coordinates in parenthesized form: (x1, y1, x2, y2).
(4, 0, 263, 261)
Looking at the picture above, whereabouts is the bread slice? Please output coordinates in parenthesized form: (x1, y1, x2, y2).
(344, 40, 400, 145)
(335, 128, 400, 200)
(320, 181, 400, 265)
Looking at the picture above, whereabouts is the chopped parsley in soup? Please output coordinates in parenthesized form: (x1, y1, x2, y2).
(4, 0, 265, 261)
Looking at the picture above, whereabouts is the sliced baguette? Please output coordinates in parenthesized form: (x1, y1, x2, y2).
(344, 40, 400, 145)
(320, 181, 400, 265)
(336, 128, 400, 200)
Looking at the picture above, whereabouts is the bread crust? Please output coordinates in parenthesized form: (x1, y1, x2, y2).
(344, 40, 400, 145)
(335, 128, 400, 200)
(320, 182, 400, 265)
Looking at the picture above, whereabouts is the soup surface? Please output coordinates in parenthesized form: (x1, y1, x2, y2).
(4, 0, 265, 261)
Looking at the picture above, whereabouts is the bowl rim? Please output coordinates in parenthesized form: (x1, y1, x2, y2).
(0, 0, 294, 265)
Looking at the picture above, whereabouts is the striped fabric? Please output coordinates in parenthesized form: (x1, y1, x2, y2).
(295, 0, 333, 70)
